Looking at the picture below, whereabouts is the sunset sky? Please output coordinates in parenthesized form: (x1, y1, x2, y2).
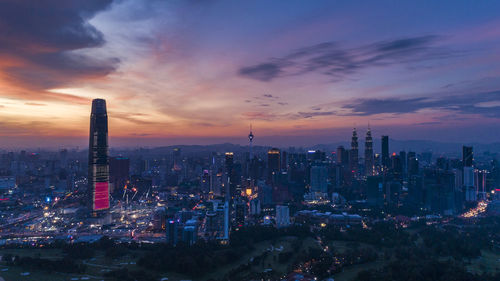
(1, 0, 500, 148)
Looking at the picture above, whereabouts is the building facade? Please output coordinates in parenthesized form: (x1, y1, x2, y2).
(88, 99, 110, 213)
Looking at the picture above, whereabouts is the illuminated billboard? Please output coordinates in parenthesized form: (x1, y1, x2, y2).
(94, 181, 110, 210)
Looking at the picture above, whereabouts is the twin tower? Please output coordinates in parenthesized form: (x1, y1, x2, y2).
(88, 99, 110, 214)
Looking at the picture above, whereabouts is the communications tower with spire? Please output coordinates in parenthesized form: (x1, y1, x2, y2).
(248, 124, 254, 159)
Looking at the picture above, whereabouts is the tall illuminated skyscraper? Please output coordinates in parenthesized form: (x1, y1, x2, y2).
(88, 99, 110, 213)
(364, 127, 374, 176)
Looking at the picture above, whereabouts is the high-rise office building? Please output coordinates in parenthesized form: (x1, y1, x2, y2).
(152, 207, 166, 231)
(225, 152, 234, 200)
(204, 200, 229, 241)
(307, 150, 325, 162)
(276, 205, 290, 228)
(364, 128, 374, 176)
(223, 200, 229, 241)
(182, 219, 198, 245)
(462, 146, 475, 201)
(267, 148, 281, 182)
(462, 146, 473, 167)
(391, 153, 402, 178)
(250, 198, 261, 215)
(464, 167, 476, 201)
(381, 136, 389, 170)
(281, 151, 288, 171)
(310, 164, 328, 193)
(475, 170, 487, 200)
(182, 225, 197, 245)
(225, 152, 234, 173)
(336, 146, 348, 165)
(366, 176, 384, 206)
(235, 200, 246, 227)
(407, 151, 419, 176)
(399, 151, 407, 177)
(172, 148, 182, 171)
(109, 157, 129, 194)
(88, 99, 110, 213)
(349, 128, 358, 174)
(166, 219, 178, 245)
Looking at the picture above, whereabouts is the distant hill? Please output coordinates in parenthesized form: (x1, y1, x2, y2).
(109, 140, 500, 158)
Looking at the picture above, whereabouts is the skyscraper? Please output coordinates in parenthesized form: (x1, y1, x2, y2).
(381, 136, 389, 170)
(310, 164, 328, 193)
(407, 151, 419, 176)
(166, 219, 178, 245)
(109, 157, 129, 194)
(224, 152, 234, 200)
(225, 152, 234, 174)
(336, 146, 348, 165)
(235, 200, 246, 227)
(88, 99, 110, 213)
(172, 148, 182, 171)
(275, 205, 290, 228)
(267, 148, 281, 182)
(349, 128, 358, 174)
(462, 146, 475, 201)
(391, 153, 402, 178)
(475, 170, 487, 200)
(462, 146, 473, 167)
(399, 151, 407, 177)
(364, 127, 374, 176)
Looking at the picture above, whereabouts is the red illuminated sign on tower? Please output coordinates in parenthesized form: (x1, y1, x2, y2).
(94, 182, 110, 210)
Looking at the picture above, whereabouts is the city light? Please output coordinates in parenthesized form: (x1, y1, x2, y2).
(0, 3, 499, 281)
(461, 201, 488, 218)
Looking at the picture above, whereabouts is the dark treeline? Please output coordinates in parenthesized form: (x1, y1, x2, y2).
(137, 225, 312, 277)
(1, 254, 86, 274)
(350, 218, 500, 281)
(355, 257, 499, 281)
(319, 221, 413, 247)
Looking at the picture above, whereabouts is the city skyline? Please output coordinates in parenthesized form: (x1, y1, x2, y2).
(1, 1, 500, 147)
(1, 2, 500, 280)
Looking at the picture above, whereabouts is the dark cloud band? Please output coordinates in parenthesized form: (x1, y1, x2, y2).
(342, 90, 500, 118)
(0, 0, 118, 93)
(238, 35, 456, 82)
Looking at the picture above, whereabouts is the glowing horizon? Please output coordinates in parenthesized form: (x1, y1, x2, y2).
(1, 1, 500, 148)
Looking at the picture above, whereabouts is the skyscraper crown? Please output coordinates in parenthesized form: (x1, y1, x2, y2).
(91, 99, 107, 115)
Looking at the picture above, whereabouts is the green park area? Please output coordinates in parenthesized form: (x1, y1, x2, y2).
(0, 219, 499, 281)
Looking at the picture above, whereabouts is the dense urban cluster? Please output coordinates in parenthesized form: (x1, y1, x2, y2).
(0, 99, 499, 280)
